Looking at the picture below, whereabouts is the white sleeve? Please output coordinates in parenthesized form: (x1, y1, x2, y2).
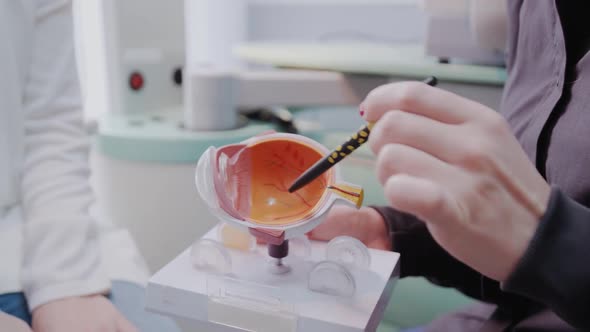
(20, 0, 110, 310)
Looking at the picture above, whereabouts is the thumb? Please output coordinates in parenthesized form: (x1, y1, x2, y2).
(309, 205, 365, 241)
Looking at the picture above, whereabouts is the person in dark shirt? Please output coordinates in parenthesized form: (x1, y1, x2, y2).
(311, 1, 590, 331)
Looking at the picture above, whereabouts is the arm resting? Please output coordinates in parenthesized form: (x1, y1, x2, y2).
(502, 188, 590, 330)
(20, 1, 109, 310)
(372, 206, 535, 310)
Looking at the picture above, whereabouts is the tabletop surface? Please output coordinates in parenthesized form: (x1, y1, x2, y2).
(236, 42, 507, 85)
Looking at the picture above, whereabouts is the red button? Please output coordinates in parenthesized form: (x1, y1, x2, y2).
(129, 72, 144, 91)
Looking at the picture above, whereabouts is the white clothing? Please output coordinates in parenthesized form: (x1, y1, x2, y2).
(0, 0, 148, 310)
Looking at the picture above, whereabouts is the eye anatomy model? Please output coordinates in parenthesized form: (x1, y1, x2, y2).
(196, 133, 364, 245)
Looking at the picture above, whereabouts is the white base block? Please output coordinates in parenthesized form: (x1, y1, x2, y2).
(146, 225, 400, 332)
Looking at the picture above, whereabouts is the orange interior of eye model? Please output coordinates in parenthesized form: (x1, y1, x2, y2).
(246, 138, 331, 225)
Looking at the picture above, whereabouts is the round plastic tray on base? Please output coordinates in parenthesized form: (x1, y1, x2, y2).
(307, 235, 372, 297)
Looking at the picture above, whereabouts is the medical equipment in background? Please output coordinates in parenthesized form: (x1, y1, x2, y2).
(181, 0, 508, 130)
(94, 0, 507, 119)
(423, 0, 508, 65)
(99, 0, 428, 118)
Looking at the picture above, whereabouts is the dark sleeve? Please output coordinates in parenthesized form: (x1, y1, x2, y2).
(502, 188, 590, 330)
(371, 206, 535, 310)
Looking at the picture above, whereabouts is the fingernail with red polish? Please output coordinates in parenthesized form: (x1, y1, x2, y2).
(359, 105, 366, 117)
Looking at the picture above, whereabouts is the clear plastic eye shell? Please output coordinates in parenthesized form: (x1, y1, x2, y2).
(308, 261, 356, 297)
(326, 236, 371, 270)
(195, 147, 218, 209)
(217, 223, 256, 252)
(287, 236, 311, 259)
(190, 239, 232, 274)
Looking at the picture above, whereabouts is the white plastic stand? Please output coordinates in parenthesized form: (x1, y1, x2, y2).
(146, 224, 400, 332)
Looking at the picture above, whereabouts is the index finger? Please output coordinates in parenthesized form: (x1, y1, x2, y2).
(361, 81, 493, 124)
